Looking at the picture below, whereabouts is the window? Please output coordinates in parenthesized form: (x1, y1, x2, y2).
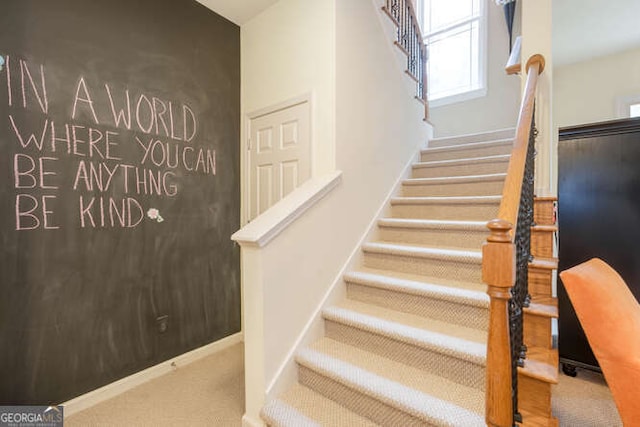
(615, 95, 640, 119)
(421, 0, 486, 105)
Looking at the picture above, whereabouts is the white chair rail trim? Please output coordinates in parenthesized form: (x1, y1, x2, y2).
(231, 170, 343, 248)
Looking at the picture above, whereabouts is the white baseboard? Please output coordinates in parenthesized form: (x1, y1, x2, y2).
(62, 332, 243, 417)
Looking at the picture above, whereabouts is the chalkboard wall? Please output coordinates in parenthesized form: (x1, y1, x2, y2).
(0, 0, 240, 404)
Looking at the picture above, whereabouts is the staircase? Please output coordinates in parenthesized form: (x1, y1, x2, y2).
(518, 196, 559, 427)
(258, 128, 558, 426)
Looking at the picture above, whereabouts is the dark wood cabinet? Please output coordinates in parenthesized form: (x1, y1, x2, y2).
(558, 117, 640, 375)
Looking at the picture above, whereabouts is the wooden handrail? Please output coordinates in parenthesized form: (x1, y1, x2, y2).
(497, 54, 545, 235)
(483, 53, 545, 427)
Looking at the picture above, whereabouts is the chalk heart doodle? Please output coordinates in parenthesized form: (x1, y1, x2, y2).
(4, 55, 217, 231)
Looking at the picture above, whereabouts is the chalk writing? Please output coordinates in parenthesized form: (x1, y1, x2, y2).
(15, 194, 59, 230)
(136, 137, 215, 175)
(13, 154, 58, 189)
(78, 196, 143, 228)
(5, 55, 217, 231)
(72, 77, 100, 125)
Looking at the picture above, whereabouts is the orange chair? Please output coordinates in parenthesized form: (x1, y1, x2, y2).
(559, 258, 640, 426)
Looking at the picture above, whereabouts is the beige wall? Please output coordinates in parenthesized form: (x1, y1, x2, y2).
(428, 1, 521, 137)
(241, 0, 336, 184)
(239, 0, 429, 425)
(554, 46, 640, 128)
(522, 0, 554, 196)
(258, 0, 430, 398)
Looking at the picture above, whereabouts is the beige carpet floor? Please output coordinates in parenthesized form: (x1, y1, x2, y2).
(65, 341, 621, 426)
(65, 342, 244, 427)
(552, 367, 622, 427)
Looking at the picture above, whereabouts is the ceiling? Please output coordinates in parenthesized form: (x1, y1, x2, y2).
(195, 0, 280, 25)
(553, 0, 640, 66)
(195, 0, 640, 66)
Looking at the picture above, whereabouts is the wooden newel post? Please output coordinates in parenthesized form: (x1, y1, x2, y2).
(482, 218, 516, 427)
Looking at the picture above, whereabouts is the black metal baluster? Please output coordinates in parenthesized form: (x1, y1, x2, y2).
(411, 23, 416, 77)
(415, 29, 421, 98)
(391, 0, 401, 44)
(509, 107, 536, 425)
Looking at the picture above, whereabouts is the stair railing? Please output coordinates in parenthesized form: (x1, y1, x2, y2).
(483, 54, 545, 427)
(382, 0, 429, 120)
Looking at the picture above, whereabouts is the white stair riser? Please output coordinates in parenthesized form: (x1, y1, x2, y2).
(402, 180, 504, 197)
(412, 161, 509, 179)
(323, 320, 486, 390)
(421, 144, 512, 162)
(346, 283, 488, 330)
(296, 365, 426, 426)
(377, 226, 488, 249)
(363, 252, 482, 283)
(391, 203, 499, 221)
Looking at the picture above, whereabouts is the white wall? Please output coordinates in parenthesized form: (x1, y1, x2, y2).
(258, 0, 429, 389)
(522, 0, 554, 196)
(241, 0, 336, 201)
(554, 46, 640, 128)
(238, 0, 429, 424)
(428, 1, 520, 137)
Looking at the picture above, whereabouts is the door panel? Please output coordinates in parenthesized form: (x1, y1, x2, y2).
(249, 101, 310, 220)
(257, 164, 274, 216)
(280, 160, 299, 198)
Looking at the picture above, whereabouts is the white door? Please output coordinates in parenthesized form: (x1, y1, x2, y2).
(248, 101, 310, 220)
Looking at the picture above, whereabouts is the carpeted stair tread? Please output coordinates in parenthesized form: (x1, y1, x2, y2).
(261, 397, 321, 427)
(264, 384, 379, 427)
(411, 155, 509, 179)
(361, 242, 483, 282)
(344, 270, 489, 329)
(401, 173, 507, 197)
(429, 127, 515, 148)
(391, 195, 501, 205)
(403, 173, 507, 186)
(420, 140, 513, 162)
(296, 347, 485, 427)
(344, 270, 489, 309)
(390, 195, 500, 221)
(378, 218, 487, 231)
(421, 138, 512, 155)
(412, 154, 510, 169)
(376, 221, 489, 250)
(376, 218, 489, 250)
(354, 266, 487, 293)
(310, 338, 486, 415)
(325, 299, 487, 354)
(362, 241, 482, 264)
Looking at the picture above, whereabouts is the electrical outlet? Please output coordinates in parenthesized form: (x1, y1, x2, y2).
(156, 315, 169, 333)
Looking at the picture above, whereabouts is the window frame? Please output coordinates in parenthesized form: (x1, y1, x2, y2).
(419, 0, 488, 107)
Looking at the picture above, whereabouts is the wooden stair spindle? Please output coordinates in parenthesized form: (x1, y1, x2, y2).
(483, 219, 515, 427)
